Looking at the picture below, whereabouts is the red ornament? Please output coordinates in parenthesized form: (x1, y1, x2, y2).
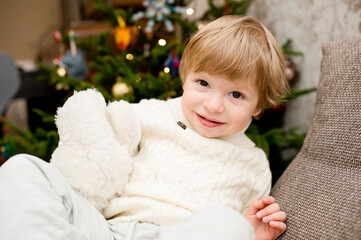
(52, 30, 62, 43)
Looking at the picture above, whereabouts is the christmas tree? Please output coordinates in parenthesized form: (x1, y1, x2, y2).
(1, 0, 315, 182)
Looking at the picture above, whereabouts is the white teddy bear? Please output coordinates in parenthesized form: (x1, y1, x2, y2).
(51, 89, 141, 211)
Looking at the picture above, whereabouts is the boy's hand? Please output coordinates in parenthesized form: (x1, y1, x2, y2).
(244, 196, 287, 240)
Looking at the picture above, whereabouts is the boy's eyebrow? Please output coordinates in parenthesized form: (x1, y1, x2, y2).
(194, 71, 257, 95)
(192, 71, 209, 78)
(233, 80, 258, 96)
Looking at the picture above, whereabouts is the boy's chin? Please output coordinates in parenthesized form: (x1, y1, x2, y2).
(196, 129, 226, 138)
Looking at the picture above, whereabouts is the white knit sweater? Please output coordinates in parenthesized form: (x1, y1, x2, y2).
(51, 89, 271, 226)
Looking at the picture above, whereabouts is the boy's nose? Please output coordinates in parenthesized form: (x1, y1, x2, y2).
(203, 94, 225, 113)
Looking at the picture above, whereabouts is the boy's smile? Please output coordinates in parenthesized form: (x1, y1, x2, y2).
(181, 71, 261, 138)
(196, 113, 225, 128)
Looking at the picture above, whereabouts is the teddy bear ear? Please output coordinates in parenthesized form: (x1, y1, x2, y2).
(105, 100, 141, 156)
(54, 89, 107, 139)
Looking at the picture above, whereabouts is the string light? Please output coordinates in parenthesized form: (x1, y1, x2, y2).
(126, 53, 134, 60)
(164, 67, 170, 73)
(56, 67, 67, 77)
(158, 39, 167, 46)
(186, 8, 194, 15)
(55, 83, 64, 90)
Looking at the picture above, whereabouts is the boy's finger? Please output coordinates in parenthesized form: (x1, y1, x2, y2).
(269, 221, 287, 232)
(256, 203, 280, 219)
(262, 211, 287, 223)
(246, 199, 265, 215)
(261, 196, 276, 205)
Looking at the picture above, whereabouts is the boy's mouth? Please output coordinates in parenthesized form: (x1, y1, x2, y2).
(196, 113, 224, 128)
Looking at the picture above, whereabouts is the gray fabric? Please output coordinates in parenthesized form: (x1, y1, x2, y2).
(0, 154, 114, 240)
(159, 206, 254, 240)
(271, 36, 361, 239)
(0, 52, 20, 115)
(0, 154, 254, 240)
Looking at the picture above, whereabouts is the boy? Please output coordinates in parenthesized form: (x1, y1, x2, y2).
(0, 16, 287, 240)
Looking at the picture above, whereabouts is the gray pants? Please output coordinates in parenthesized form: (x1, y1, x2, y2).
(0, 154, 254, 240)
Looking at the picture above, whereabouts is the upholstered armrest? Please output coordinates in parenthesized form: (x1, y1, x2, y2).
(271, 36, 361, 239)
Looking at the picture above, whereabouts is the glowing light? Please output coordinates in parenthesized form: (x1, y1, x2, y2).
(55, 83, 64, 90)
(164, 67, 170, 73)
(158, 39, 167, 46)
(126, 53, 134, 60)
(56, 67, 66, 77)
(112, 82, 133, 98)
(186, 8, 194, 15)
(198, 24, 204, 30)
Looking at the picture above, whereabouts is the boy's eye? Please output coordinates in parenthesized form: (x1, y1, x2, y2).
(197, 80, 209, 87)
(230, 91, 243, 99)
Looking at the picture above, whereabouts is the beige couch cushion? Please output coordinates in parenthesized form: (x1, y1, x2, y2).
(271, 36, 361, 239)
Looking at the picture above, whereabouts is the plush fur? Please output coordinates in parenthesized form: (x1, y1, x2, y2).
(105, 100, 141, 156)
(50, 89, 140, 211)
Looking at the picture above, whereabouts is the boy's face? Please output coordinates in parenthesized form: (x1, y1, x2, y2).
(181, 71, 261, 138)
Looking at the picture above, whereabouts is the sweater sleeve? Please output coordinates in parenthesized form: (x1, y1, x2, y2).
(50, 89, 135, 211)
(241, 148, 272, 214)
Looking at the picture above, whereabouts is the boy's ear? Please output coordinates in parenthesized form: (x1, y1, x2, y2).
(181, 79, 187, 89)
(252, 108, 262, 117)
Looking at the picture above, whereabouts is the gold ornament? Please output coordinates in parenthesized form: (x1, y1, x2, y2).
(112, 82, 133, 98)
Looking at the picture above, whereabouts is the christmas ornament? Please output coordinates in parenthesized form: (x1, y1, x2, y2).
(115, 16, 131, 50)
(132, 0, 186, 34)
(115, 28, 131, 50)
(52, 30, 62, 43)
(53, 30, 88, 80)
(59, 49, 88, 80)
(114, 16, 139, 51)
(112, 81, 134, 98)
(164, 50, 180, 77)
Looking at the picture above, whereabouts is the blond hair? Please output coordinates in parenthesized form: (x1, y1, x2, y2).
(179, 15, 289, 114)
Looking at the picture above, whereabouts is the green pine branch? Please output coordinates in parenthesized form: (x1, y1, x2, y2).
(1, 119, 58, 161)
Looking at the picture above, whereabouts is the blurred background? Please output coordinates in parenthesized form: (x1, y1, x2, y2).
(0, 0, 360, 183)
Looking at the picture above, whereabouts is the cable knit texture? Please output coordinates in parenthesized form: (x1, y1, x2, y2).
(51, 89, 271, 225)
(104, 97, 271, 225)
